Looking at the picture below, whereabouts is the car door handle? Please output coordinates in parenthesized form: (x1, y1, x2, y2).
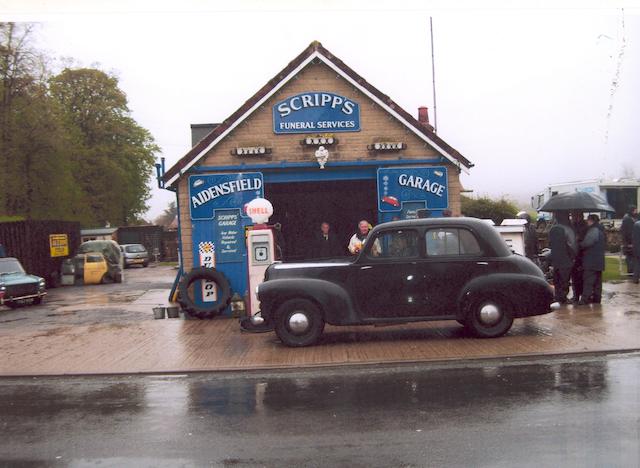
(476, 262, 489, 266)
(360, 266, 373, 270)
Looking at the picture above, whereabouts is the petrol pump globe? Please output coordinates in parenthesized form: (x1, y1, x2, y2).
(246, 197, 274, 224)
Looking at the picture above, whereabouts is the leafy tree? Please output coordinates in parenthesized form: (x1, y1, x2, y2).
(0, 22, 159, 227)
(50, 68, 159, 226)
(461, 195, 519, 225)
(0, 23, 83, 220)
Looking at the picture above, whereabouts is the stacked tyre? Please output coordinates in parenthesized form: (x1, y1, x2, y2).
(177, 267, 231, 319)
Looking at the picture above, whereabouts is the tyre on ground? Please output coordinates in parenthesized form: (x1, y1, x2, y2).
(177, 267, 232, 319)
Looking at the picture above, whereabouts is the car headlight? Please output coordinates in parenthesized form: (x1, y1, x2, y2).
(38, 279, 46, 289)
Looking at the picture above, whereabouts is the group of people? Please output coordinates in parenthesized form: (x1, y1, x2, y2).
(310, 220, 376, 259)
(621, 205, 640, 284)
(548, 211, 607, 305)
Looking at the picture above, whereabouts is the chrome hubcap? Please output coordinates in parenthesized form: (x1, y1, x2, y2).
(479, 303, 501, 325)
(288, 312, 310, 334)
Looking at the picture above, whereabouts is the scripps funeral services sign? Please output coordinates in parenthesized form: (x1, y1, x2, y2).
(273, 92, 361, 134)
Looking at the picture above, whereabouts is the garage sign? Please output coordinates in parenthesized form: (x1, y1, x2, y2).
(273, 92, 361, 134)
(377, 167, 449, 212)
(189, 173, 264, 221)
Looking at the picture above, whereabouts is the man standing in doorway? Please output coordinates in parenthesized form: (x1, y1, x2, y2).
(621, 205, 637, 276)
(579, 214, 606, 305)
(312, 222, 342, 259)
(548, 212, 577, 304)
(348, 220, 380, 256)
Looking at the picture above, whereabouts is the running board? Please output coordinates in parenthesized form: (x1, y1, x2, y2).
(362, 315, 456, 326)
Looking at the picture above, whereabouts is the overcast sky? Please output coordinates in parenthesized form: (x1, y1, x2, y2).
(4, 1, 639, 221)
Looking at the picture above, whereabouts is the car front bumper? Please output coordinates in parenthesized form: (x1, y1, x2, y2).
(1, 291, 46, 305)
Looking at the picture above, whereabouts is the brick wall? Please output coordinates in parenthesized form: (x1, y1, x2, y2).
(177, 61, 464, 271)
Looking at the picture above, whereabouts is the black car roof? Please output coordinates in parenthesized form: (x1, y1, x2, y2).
(370, 217, 511, 257)
(373, 216, 490, 230)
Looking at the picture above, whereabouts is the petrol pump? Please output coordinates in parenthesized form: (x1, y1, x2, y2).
(241, 198, 276, 332)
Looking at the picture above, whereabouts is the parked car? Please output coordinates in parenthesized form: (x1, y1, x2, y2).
(120, 244, 150, 268)
(257, 217, 559, 347)
(74, 240, 123, 283)
(0, 257, 46, 308)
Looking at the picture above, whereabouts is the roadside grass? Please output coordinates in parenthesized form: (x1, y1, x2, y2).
(603, 256, 626, 282)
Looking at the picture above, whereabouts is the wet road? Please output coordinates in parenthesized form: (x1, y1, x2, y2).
(0, 353, 638, 467)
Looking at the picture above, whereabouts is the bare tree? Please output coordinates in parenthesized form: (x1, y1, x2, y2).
(620, 164, 636, 179)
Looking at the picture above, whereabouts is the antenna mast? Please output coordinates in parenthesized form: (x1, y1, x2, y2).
(430, 16, 438, 133)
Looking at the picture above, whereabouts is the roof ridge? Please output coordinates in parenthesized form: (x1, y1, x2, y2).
(163, 42, 472, 185)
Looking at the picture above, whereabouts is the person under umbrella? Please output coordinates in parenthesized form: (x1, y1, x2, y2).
(621, 205, 637, 275)
(548, 211, 577, 304)
(578, 214, 606, 305)
(570, 210, 588, 303)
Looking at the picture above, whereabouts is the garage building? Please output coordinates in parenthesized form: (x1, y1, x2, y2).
(162, 41, 474, 310)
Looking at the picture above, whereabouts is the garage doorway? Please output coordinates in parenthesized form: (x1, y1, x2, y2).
(265, 179, 378, 261)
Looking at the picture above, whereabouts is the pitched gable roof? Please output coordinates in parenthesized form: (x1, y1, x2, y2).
(164, 41, 473, 187)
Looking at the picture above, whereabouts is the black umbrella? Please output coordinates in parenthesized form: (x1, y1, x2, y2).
(539, 191, 615, 212)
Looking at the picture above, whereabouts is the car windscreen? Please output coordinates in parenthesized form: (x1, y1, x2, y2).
(0, 260, 25, 274)
(78, 242, 121, 265)
(125, 245, 147, 253)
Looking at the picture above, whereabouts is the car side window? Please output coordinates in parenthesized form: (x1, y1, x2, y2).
(426, 228, 482, 256)
(459, 229, 482, 255)
(366, 229, 419, 259)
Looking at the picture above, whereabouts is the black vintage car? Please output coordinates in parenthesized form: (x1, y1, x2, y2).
(257, 217, 559, 347)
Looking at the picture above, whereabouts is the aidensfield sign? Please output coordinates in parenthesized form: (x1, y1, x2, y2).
(189, 173, 264, 220)
(273, 92, 361, 134)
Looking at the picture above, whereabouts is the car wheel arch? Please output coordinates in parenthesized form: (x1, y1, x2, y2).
(260, 279, 355, 325)
(270, 294, 326, 321)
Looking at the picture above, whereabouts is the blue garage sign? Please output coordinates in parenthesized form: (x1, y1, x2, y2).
(377, 167, 449, 212)
(189, 173, 264, 221)
(273, 92, 360, 134)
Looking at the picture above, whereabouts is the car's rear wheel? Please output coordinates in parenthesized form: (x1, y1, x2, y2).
(465, 298, 513, 338)
(274, 298, 324, 347)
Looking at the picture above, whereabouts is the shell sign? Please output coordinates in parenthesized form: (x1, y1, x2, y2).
(245, 198, 274, 224)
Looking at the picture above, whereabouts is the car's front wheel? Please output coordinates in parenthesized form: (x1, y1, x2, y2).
(274, 298, 325, 347)
(465, 298, 513, 338)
